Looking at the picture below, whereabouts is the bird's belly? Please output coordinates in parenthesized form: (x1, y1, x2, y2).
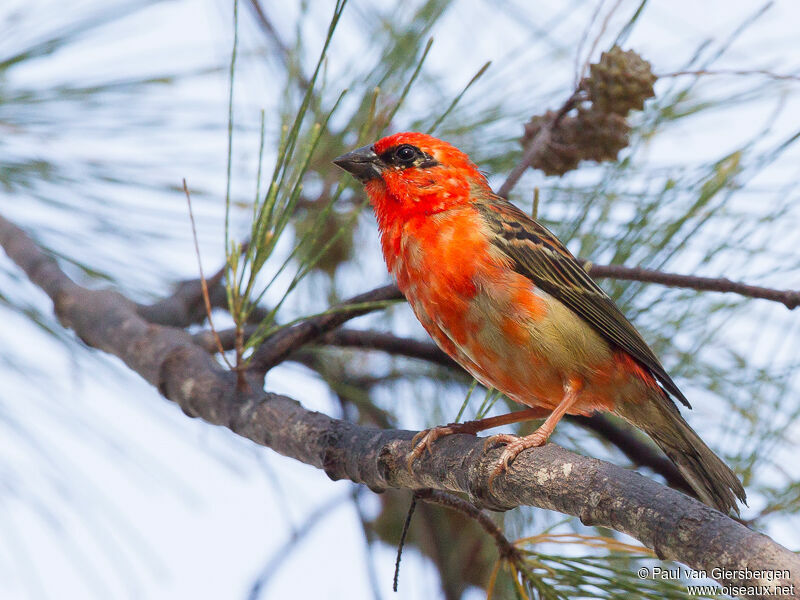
(404, 268, 620, 414)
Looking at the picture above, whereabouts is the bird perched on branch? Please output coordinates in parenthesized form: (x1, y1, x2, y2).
(334, 132, 745, 514)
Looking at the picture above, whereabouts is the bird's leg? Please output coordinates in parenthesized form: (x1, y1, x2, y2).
(486, 379, 583, 487)
(407, 407, 551, 471)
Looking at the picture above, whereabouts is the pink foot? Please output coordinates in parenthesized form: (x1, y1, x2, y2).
(485, 430, 550, 488)
(407, 422, 480, 471)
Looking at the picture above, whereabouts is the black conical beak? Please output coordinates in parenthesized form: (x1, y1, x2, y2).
(333, 145, 383, 182)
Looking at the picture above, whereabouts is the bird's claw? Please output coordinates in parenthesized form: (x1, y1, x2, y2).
(406, 428, 437, 472)
(485, 431, 549, 491)
(483, 433, 518, 452)
(406, 422, 479, 472)
(407, 424, 550, 488)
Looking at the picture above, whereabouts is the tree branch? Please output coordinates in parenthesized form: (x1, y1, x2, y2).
(585, 263, 800, 310)
(414, 489, 519, 561)
(245, 284, 402, 374)
(320, 328, 458, 368)
(135, 265, 228, 327)
(497, 90, 582, 198)
(2, 212, 798, 598)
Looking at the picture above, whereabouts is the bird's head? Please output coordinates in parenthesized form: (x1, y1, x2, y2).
(333, 132, 489, 219)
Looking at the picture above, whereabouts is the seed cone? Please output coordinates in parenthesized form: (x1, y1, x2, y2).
(521, 46, 655, 176)
(582, 46, 657, 115)
(522, 108, 630, 176)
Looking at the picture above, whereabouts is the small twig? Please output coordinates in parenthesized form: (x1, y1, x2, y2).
(573, 0, 607, 88)
(497, 89, 583, 199)
(417, 488, 537, 598)
(321, 329, 458, 369)
(393, 493, 418, 593)
(245, 0, 311, 90)
(183, 179, 233, 368)
(135, 264, 228, 327)
(584, 262, 800, 309)
(415, 489, 521, 562)
(659, 68, 800, 82)
(246, 284, 403, 374)
(578, 0, 625, 83)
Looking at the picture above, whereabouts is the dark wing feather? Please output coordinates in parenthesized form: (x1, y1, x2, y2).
(475, 196, 690, 408)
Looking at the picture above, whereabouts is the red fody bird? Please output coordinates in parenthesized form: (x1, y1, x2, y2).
(334, 132, 745, 514)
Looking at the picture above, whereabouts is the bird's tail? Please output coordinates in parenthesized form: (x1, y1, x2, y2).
(616, 391, 746, 515)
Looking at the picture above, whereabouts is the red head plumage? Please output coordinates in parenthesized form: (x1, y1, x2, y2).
(334, 132, 489, 225)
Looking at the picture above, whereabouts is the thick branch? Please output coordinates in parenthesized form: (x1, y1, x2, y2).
(2, 212, 798, 599)
(194, 324, 704, 498)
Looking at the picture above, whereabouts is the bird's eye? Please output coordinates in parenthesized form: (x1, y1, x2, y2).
(395, 144, 418, 163)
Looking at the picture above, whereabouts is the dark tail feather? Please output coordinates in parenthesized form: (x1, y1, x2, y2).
(617, 393, 746, 515)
